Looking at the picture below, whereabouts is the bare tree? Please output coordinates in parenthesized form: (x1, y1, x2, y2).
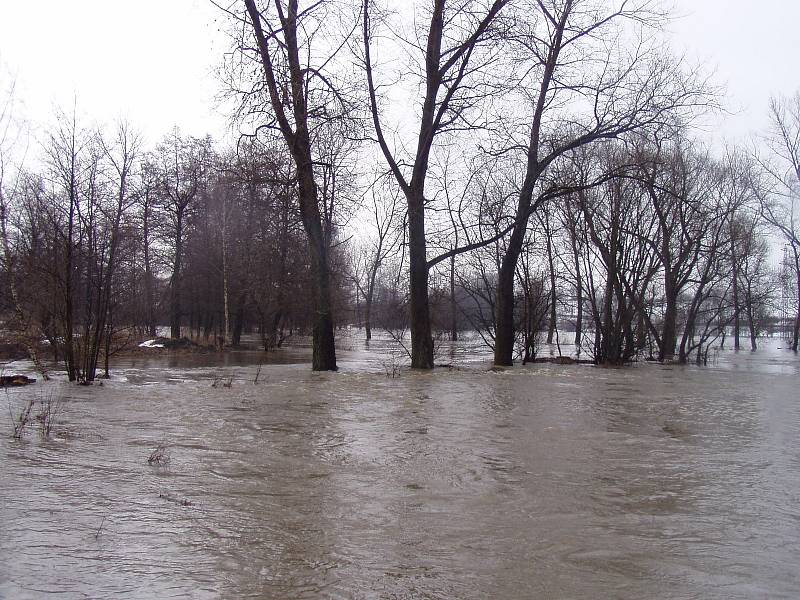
(363, 0, 509, 368)
(490, 0, 712, 365)
(153, 130, 210, 340)
(0, 73, 50, 377)
(226, 0, 363, 370)
(352, 179, 402, 340)
(757, 92, 800, 351)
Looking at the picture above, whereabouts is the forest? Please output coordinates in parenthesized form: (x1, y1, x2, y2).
(1, 0, 799, 380)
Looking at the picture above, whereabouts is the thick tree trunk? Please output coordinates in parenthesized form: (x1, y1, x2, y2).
(450, 253, 458, 342)
(600, 266, 615, 364)
(232, 297, 245, 346)
(660, 278, 678, 361)
(494, 227, 526, 366)
(308, 233, 337, 370)
(408, 202, 433, 368)
(364, 305, 372, 341)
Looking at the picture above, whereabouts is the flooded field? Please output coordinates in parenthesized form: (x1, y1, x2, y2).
(1, 334, 799, 599)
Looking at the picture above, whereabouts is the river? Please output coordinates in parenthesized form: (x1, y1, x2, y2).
(1, 333, 798, 599)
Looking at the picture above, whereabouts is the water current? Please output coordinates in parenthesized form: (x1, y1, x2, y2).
(1, 333, 799, 599)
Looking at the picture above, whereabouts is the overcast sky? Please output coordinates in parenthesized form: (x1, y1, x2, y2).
(0, 0, 798, 147)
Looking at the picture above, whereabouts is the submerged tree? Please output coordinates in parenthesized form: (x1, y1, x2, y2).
(758, 92, 800, 351)
(363, 0, 510, 368)
(230, 0, 363, 371)
(151, 130, 211, 340)
(490, 0, 712, 366)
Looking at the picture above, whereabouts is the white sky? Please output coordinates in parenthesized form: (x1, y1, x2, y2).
(668, 0, 800, 142)
(0, 0, 798, 147)
(0, 0, 228, 145)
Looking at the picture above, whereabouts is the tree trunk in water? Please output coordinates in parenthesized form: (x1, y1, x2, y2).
(600, 267, 615, 364)
(450, 253, 458, 342)
(64, 185, 77, 382)
(232, 299, 245, 346)
(364, 296, 372, 341)
(793, 250, 800, 352)
(660, 286, 678, 361)
(494, 227, 525, 366)
(748, 311, 758, 351)
(793, 272, 800, 352)
(546, 221, 556, 344)
(573, 238, 582, 349)
(365, 262, 379, 342)
(297, 166, 337, 369)
(243, 0, 336, 370)
(309, 239, 337, 370)
(731, 235, 740, 350)
(408, 200, 433, 368)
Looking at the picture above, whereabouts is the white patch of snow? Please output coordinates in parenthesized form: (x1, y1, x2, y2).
(139, 339, 164, 348)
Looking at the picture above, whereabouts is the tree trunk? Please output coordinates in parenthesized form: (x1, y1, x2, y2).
(660, 278, 678, 361)
(494, 227, 526, 366)
(748, 304, 758, 351)
(143, 197, 156, 337)
(572, 234, 582, 349)
(365, 262, 379, 342)
(793, 247, 800, 352)
(170, 210, 183, 339)
(222, 196, 230, 345)
(64, 170, 77, 382)
(408, 196, 433, 368)
(545, 215, 557, 344)
(731, 235, 740, 350)
(232, 296, 245, 346)
(243, 0, 336, 371)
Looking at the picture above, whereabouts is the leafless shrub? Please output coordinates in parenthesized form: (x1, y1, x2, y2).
(35, 390, 61, 438)
(8, 398, 34, 439)
(383, 325, 412, 360)
(94, 515, 106, 540)
(382, 353, 403, 379)
(147, 443, 170, 466)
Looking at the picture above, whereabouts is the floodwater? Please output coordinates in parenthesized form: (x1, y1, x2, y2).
(1, 333, 799, 599)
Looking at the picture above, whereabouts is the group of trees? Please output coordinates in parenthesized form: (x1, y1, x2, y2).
(0, 110, 349, 381)
(2, 0, 799, 378)
(226, 0, 799, 369)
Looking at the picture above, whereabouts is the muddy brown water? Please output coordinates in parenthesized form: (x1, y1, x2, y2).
(1, 334, 799, 599)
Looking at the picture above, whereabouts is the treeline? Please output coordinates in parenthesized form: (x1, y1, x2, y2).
(0, 119, 357, 381)
(2, 0, 799, 378)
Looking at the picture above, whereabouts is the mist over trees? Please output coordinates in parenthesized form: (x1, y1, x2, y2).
(1, 0, 798, 379)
